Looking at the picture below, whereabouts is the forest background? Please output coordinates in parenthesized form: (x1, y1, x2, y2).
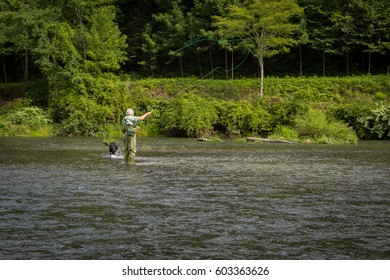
(0, 0, 389, 144)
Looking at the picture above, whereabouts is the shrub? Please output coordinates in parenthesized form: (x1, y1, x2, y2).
(294, 108, 358, 144)
(51, 75, 132, 136)
(332, 102, 390, 139)
(358, 104, 390, 139)
(160, 93, 218, 137)
(0, 106, 53, 136)
(270, 126, 299, 142)
(214, 99, 272, 137)
(265, 95, 309, 128)
(5, 106, 51, 129)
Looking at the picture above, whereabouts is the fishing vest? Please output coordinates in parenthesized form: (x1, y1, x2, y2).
(122, 116, 139, 137)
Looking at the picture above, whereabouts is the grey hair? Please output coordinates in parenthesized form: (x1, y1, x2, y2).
(126, 108, 134, 116)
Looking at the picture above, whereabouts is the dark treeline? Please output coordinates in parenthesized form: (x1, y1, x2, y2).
(118, 0, 390, 78)
(0, 0, 389, 83)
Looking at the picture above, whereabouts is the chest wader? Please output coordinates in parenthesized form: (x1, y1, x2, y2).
(123, 126, 138, 164)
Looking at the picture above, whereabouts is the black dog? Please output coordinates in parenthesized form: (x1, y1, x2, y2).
(104, 142, 118, 155)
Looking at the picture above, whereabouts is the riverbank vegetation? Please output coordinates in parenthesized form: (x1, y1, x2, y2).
(0, 0, 389, 144)
(1, 75, 389, 144)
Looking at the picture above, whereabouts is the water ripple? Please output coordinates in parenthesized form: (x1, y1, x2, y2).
(0, 137, 389, 259)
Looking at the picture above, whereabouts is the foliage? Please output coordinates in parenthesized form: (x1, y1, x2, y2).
(265, 95, 309, 128)
(293, 108, 358, 144)
(271, 109, 358, 144)
(358, 104, 390, 139)
(333, 102, 375, 139)
(213, 0, 303, 97)
(5, 106, 51, 128)
(270, 125, 299, 142)
(110, 76, 390, 141)
(0, 100, 53, 136)
(0, 0, 59, 81)
(85, 6, 128, 72)
(1, 0, 389, 143)
(214, 99, 272, 137)
(159, 93, 218, 137)
(24, 1, 129, 137)
(32, 2, 127, 77)
(1, 75, 389, 143)
(51, 75, 131, 136)
(0, 0, 389, 82)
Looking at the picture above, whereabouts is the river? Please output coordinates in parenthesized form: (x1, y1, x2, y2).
(0, 137, 389, 259)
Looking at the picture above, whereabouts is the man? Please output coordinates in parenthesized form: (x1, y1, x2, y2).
(121, 108, 152, 164)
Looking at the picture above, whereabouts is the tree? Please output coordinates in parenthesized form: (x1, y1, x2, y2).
(329, 10, 355, 75)
(187, 0, 232, 79)
(116, 0, 175, 74)
(213, 0, 303, 97)
(138, 0, 239, 78)
(0, 0, 58, 82)
(138, 23, 159, 77)
(140, 0, 188, 77)
(296, 12, 309, 76)
(357, 0, 390, 74)
(85, 6, 128, 73)
(34, 2, 127, 79)
(310, 0, 366, 76)
(303, 1, 336, 77)
(0, 16, 8, 83)
(30, 0, 128, 135)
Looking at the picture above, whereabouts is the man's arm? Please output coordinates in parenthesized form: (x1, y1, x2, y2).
(139, 111, 152, 121)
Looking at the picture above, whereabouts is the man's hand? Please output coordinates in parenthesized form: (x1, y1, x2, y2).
(140, 111, 152, 120)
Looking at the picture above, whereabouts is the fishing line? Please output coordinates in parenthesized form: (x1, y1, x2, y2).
(171, 51, 251, 98)
(172, 37, 242, 54)
(170, 37, 250, 97)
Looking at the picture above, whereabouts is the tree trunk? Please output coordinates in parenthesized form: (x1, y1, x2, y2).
(209, 49, 214, 79)
(231, 50, 234, 80)
(24, 48, 29, 82)
(179, 56, 183, 77)
(258, 56, 264, 98)
(2, 56, 7, 83)
(299, 44, 303, 76)
(225, 49, 228, 80)
(322, 51, 326, 77)
(368, 52, 371, 74)
(76, 8, 87, 61)
(346, 51, 349, 75)
(197, 50, 203, 77)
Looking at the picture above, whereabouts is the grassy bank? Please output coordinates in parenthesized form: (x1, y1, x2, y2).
(124, 75, 389, 143)
(1, 75, 389, 143)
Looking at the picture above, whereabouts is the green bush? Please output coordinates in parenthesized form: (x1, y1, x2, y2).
(0, 105, 53, 136)
(270, 126, 299, 142)
(213, 99, 272, 137)
(51, 75, 132, 136)
(358, 104, 390, 139)
(265, 95, 309, 128)
(333, 102, 375, 139)
(333, 101, 390, 140)
(160, 92, 218, 137)
(0, 98, 31, 115)
(294, 108, 358, 144)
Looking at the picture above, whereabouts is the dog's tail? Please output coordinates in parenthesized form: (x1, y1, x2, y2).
(103, 142, 110, 147)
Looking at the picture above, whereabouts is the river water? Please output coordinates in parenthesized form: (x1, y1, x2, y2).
(0, 137, 389, 260)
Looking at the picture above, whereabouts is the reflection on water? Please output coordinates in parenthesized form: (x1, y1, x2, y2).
(0, 137, 389, 259)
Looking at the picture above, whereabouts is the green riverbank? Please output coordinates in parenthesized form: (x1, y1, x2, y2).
(1, 75, 389, 144)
